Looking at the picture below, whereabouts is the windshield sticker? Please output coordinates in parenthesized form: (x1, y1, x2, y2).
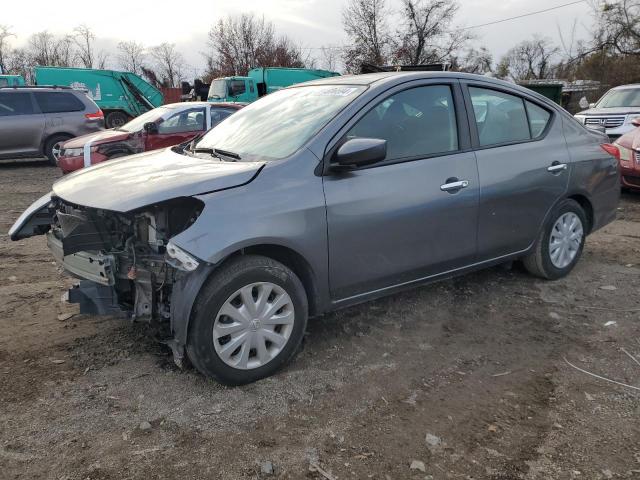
(313, 86, 360, 97)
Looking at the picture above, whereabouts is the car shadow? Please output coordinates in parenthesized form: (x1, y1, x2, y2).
(0, 157, 51, 168)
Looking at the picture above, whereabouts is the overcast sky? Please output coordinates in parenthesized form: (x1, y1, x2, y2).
(3, 0, 594, 75)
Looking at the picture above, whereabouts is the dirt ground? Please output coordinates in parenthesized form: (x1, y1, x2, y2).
(1, 161, 639, 480)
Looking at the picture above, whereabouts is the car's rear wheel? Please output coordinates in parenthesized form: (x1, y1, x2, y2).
(44, 134, 71, 166)
(187, 255, 308, 385)
(523, 199, 587, 280)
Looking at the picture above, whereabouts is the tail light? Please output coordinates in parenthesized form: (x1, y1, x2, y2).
(601, 143, 620, 160)
(85, 110, 104, 120)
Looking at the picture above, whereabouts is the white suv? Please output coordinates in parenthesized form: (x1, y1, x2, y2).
(574, 84, 640, 139)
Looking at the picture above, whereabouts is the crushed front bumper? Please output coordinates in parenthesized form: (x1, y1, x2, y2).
(47, 232, 116, 286)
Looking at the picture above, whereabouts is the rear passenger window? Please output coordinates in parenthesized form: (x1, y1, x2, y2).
(34, 92, 85, 113)
(526, 101, 551, 138)
(346, 85, 458, 161)
(470, 87, 530, 146)
(0, 92, 34, 116)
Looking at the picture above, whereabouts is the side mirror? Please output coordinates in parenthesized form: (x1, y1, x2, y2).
(333, 138, 387, 169)
(143, 122, 158, 134)
(589, 102, 596, 109)
(632, 118, 640, 127)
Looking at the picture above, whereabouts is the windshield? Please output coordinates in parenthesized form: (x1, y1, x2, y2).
(209, 80, 227, 99)
(119, 107, 168, 132)
(196, 85, 366, 160)
(596, 88, 640, 108)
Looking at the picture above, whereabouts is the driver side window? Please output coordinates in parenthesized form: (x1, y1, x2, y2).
(158, 107, 206, 134)
(346, 85, 459, 162)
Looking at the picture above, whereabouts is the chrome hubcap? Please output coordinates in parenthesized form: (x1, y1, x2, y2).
(549, 212, 583, 269)
(213, 282, 295, 370)
(52, 143, 62, 161)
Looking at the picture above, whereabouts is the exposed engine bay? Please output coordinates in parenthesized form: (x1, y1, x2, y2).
(45, 196, 204, 323)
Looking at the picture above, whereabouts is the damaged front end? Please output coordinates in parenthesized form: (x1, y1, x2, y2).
(13, 194, 206, 365)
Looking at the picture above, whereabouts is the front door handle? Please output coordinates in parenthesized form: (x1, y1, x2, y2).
(547, 162, 568, 173)
(440, 179, 469, 192)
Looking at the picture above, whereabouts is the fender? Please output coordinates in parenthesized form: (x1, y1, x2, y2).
(169, 262, 216, 358)
(169, 238, 328, 352)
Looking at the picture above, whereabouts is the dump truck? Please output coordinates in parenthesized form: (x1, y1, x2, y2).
(0, 75, 26, 87)
(208, 67, 340, 103)
(33, 67, 163, 128)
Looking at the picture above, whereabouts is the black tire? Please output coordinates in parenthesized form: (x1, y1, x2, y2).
(186, 255, 308, 385)
(107, 152, 130, 161)
(44, 134, 71, 166)
(105, 111, 129, 129)
(522, 199, 587, 280)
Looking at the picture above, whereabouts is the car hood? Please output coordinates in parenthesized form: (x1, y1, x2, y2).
(53, 148, 265, 212)
(576, 107, 640, 116)
(62, 129, 133, 148)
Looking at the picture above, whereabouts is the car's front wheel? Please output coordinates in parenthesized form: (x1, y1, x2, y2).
(44, 134, 71, 166)
(523, 199, 587, 280)
(187, 255, 308, 385)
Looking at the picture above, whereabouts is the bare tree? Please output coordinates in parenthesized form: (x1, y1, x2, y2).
(141, 66, 161, 87)
(318, 45, 341, 71)
(0, 25, 15, 74)
(342, 0, 390, 72)
(590, 0, 640, 56)
(72, 24, 95, 68)
(150, 42, 184, 87)
(393, 0, 471, 65)
(28, 31, 56, 66)
(497, 36, 559, 81)
(205, 13, 304, 77)
(117, 41, 145, 75)
(451, 47, 493, 74)
(96, 51, 109, 70)
(28, 31, 75, 67)
(5, 48, 29, 80)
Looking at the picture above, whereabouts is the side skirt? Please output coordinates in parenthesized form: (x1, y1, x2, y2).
(329, 248, 532, 311)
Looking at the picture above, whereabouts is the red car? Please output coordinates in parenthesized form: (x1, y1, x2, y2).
(614, 118, 640, 191)
(57, 102, 244, 173)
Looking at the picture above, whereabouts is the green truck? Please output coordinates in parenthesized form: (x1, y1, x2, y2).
(33, 67, 163, 128)
(1, 67, 163, 128)
(0, 75, 26, 87)
(208, 67, 340, 103)
(517, 80, 564, 105)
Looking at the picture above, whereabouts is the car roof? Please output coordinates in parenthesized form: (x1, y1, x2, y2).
(300, 71, 522, 90)
(162, 101, 245, 109)
(611, 84, 640, 90)
(301, 71, 560, 107)
(297, 71, 569, 119)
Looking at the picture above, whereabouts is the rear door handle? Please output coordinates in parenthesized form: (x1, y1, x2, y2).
(440, 180, 469, 192)
(547, 163, 567, 173)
